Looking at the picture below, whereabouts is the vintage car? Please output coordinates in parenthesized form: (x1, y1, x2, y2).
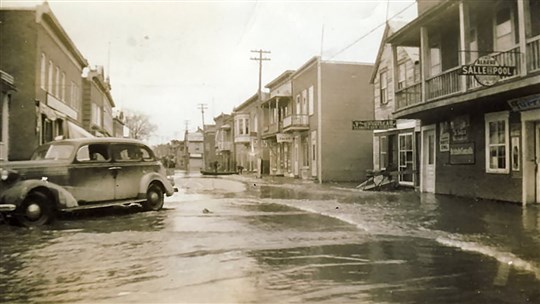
(0, 137, 176, 226)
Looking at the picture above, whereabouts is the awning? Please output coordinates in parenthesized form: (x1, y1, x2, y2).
(67, 121, 94, 139)
(40, 103, 66, 121)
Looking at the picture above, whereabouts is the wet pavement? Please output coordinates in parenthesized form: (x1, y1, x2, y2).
(1, 171, 539, 303)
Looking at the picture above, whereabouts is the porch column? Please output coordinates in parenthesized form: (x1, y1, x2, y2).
(391, 44, 399, 107)
(420, 26, 429, 103)
(517, 0, 529, 76)
(459, 1, 470, 92)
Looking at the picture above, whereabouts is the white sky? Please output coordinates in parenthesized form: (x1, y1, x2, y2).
(3, 0, 417, 145)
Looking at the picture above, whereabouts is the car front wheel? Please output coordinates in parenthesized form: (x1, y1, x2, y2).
(142, 183, 164, 211)
(15, 192, 55, 227)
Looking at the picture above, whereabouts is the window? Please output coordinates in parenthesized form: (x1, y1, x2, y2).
(380, 71, 388, 105)
(302, 89, 308, 115)
(296, 95, 301, 114)
(245, 118, 249, 134)
(308, 86, 314, 115)
(430, 37, 442, 76)
(48, 61, 53, 93)
(468, 27, 478, 63)
(92, 103, 101, 126)
(494, 2, 515, 51)
(76, 144, 110, 162)
(42, 115, 53, 144)
(380, 136, 388, 169)
(112, 144, 149, 162)
(302, 137, 309, 166)
(40, 53, 47, 90)
(55, 67, 60, 97)
(398, 133, 414, 184)
(397, 63, 406, 90)
(485, 111, 509, 173)
(61, 72, 66, 101)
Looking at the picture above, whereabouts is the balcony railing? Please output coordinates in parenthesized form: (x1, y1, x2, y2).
(395, 83, 422, 109)
(234, 134, 251, 143)
(263, 122, 280, 136)
(527, 35, 540, 73)
(217, 141, 233, 151)
(282, 114, 309, 130)
(426, 66, 462, 101)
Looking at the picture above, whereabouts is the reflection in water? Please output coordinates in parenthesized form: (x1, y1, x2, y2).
(1, 175, 540, 303)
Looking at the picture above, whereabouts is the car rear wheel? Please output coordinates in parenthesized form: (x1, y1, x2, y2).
(15, 192, 55, 227)
(143, 183, 164, 211)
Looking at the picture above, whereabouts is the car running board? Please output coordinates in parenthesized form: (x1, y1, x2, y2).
(63, 199, 147, 212)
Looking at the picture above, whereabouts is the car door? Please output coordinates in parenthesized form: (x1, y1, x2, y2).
(111, 143, 155, 200)
(68, 143, 116, 203)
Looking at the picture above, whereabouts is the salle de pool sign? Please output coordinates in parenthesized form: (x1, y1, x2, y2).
(459, 54, 517, 87)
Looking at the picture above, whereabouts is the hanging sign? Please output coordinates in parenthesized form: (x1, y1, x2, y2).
(459, 54, 517, 86)
(352, 120, 396, 130)
(276, 133, 293, 143)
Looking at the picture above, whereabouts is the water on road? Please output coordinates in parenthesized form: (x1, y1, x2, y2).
(1, 173, 539, 303)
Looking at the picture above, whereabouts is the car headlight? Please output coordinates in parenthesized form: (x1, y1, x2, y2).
(1, 169, 9, 181)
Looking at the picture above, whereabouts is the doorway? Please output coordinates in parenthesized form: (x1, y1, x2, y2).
(421, 125, 436, 193)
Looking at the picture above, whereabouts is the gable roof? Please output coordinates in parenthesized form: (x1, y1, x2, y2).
(369, 20, 418, 84)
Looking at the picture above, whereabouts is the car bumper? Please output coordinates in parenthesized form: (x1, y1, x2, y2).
(0, 203, 16, 212)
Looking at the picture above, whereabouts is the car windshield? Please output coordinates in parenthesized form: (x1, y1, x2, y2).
(31, 143, 74, 161)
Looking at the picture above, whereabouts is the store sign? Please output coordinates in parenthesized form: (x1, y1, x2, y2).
(352, 120, 396, 130)
(459, 55, 517, 87)
(449, 142, 475, 165)
(276, 133, 293, 143)
(508, 94, 540, 112)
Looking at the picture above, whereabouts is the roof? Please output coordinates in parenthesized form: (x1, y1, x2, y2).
(370, 20, 419, 84)
(265, 70, 295, 89)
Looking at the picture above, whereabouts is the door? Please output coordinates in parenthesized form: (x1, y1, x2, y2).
(111, 144, 154, 200)
(311, 130, 317, 177)
(536, 123, 540, 203)
(421, 125, 436, 193)
(69, 143, 115, 203)
(294, 136, 299, 176)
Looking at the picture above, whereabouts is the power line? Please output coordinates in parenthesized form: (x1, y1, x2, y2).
(327, 2, 416, 60)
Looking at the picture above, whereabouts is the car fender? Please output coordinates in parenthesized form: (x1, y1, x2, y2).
(139, 172, 175, 197)
(0, 180, 79, 210)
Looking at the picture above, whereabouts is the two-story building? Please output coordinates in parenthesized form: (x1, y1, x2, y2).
(185, 128, 205, 172)
(213, 113, 235, 172)
(0, 3, 93, 160)
(262, 71, 295, 176)
(269, 57, 374, 182)
(387, 0, 540, 204)
(371, 21, 421, 188)
(233, 93, 265, 173)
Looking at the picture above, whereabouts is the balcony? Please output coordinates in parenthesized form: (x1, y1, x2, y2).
(234, 134, 251, 144)
(395, 43, 535, 111)
(262, 122, 280, 138)
(217, 141, 233, 151)
(282, 114, 309, 132)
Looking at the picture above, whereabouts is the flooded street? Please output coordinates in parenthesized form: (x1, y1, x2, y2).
(1, 172, 540, 303)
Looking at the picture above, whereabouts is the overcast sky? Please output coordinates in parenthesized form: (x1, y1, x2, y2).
(3, 0, 417, 144)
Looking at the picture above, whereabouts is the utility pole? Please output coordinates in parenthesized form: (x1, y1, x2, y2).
(197, 103, 208, 170)
(250, 49, 271, 178)
(197, 103, 208, 130)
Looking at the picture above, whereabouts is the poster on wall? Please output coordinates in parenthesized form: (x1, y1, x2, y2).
(512, 136, 520, 171)
(450, 142, 475, 165)
(451, 115, 470, 143)
(439, 121, 450, 152)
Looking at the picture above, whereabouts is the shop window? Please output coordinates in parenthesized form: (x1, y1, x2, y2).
(380, 71, 388, 105)
(398, 133, 414, 184)
(485, 111, 509, 174)
(42, 115, 53, 143)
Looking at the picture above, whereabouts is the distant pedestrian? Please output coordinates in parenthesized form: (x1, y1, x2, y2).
(237, 165, 244, 174)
